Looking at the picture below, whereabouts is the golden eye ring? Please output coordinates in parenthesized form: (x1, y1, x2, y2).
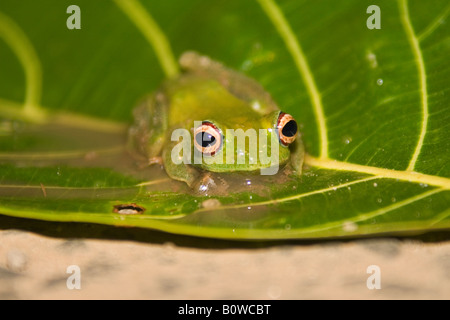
(194, 121, 222, 156)
(277, 112, 298, 146)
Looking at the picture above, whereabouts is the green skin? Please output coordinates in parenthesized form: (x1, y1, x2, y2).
(129, 51, 304, 187)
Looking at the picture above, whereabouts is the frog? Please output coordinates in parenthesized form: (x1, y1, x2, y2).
(128, 51, 304, 191)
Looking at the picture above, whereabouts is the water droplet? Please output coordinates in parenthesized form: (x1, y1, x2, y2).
(366, 51, 378, 68)
(419, 183, 428, 188)
(377, 198, 383, 203)
(285, 224, 291, 230)
(249, 195, 253, 200)
(347, 186, 352, 190)
(56, 168, 61, 176)
(246, 179, 252, 186)
(391, 197, 396, 203)
(343, 136, 352, 144)
(332, 187, 337, 191)
(373, 182, 378, 187)
(247, 206, 252, 210)
(377, 78, 384, 86)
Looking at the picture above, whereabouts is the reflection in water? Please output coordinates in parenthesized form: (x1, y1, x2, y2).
(0, 119, 303, 227)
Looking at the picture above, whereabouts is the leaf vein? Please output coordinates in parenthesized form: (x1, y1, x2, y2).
(429, 208, 450, 226)
(417, 4, 450, 41)
(0, 11, 45, 121)
(398, 0, 429, 172)
(305, 155, 450, 189)
(114, 0, 179, 78)
(295, 188, 443, 235)
(256, 0, 328, 158)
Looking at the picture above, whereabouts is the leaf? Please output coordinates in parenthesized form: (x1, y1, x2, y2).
(0, 0, 449, 240)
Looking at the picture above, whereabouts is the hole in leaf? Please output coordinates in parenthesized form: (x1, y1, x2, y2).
(113, 203, 146, 215)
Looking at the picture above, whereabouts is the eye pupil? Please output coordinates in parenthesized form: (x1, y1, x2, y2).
(277, 112, 298, 146)
(282, 120, 298, 137)
(196, 132, 216, 148)
(194, 121, 222, 155)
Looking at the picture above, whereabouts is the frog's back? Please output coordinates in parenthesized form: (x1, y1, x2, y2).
(163, 74, 269, 130)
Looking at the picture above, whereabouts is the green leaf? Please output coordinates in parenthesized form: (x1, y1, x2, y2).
(0, 0, 449, 240)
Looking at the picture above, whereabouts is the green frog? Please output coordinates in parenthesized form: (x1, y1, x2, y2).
(128, 51, 304, 191)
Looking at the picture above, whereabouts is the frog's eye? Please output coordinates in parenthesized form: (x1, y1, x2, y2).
(194, 121, 223, 156)
(277, 112, 298, 146)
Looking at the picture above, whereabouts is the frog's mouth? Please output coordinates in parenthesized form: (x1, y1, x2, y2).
(192, 157, 289, 175)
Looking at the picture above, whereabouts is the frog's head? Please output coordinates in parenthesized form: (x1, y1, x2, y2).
(191, 111, 298, 174)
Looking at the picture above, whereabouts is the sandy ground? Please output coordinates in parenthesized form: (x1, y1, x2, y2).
(0, 215, 449, 300)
